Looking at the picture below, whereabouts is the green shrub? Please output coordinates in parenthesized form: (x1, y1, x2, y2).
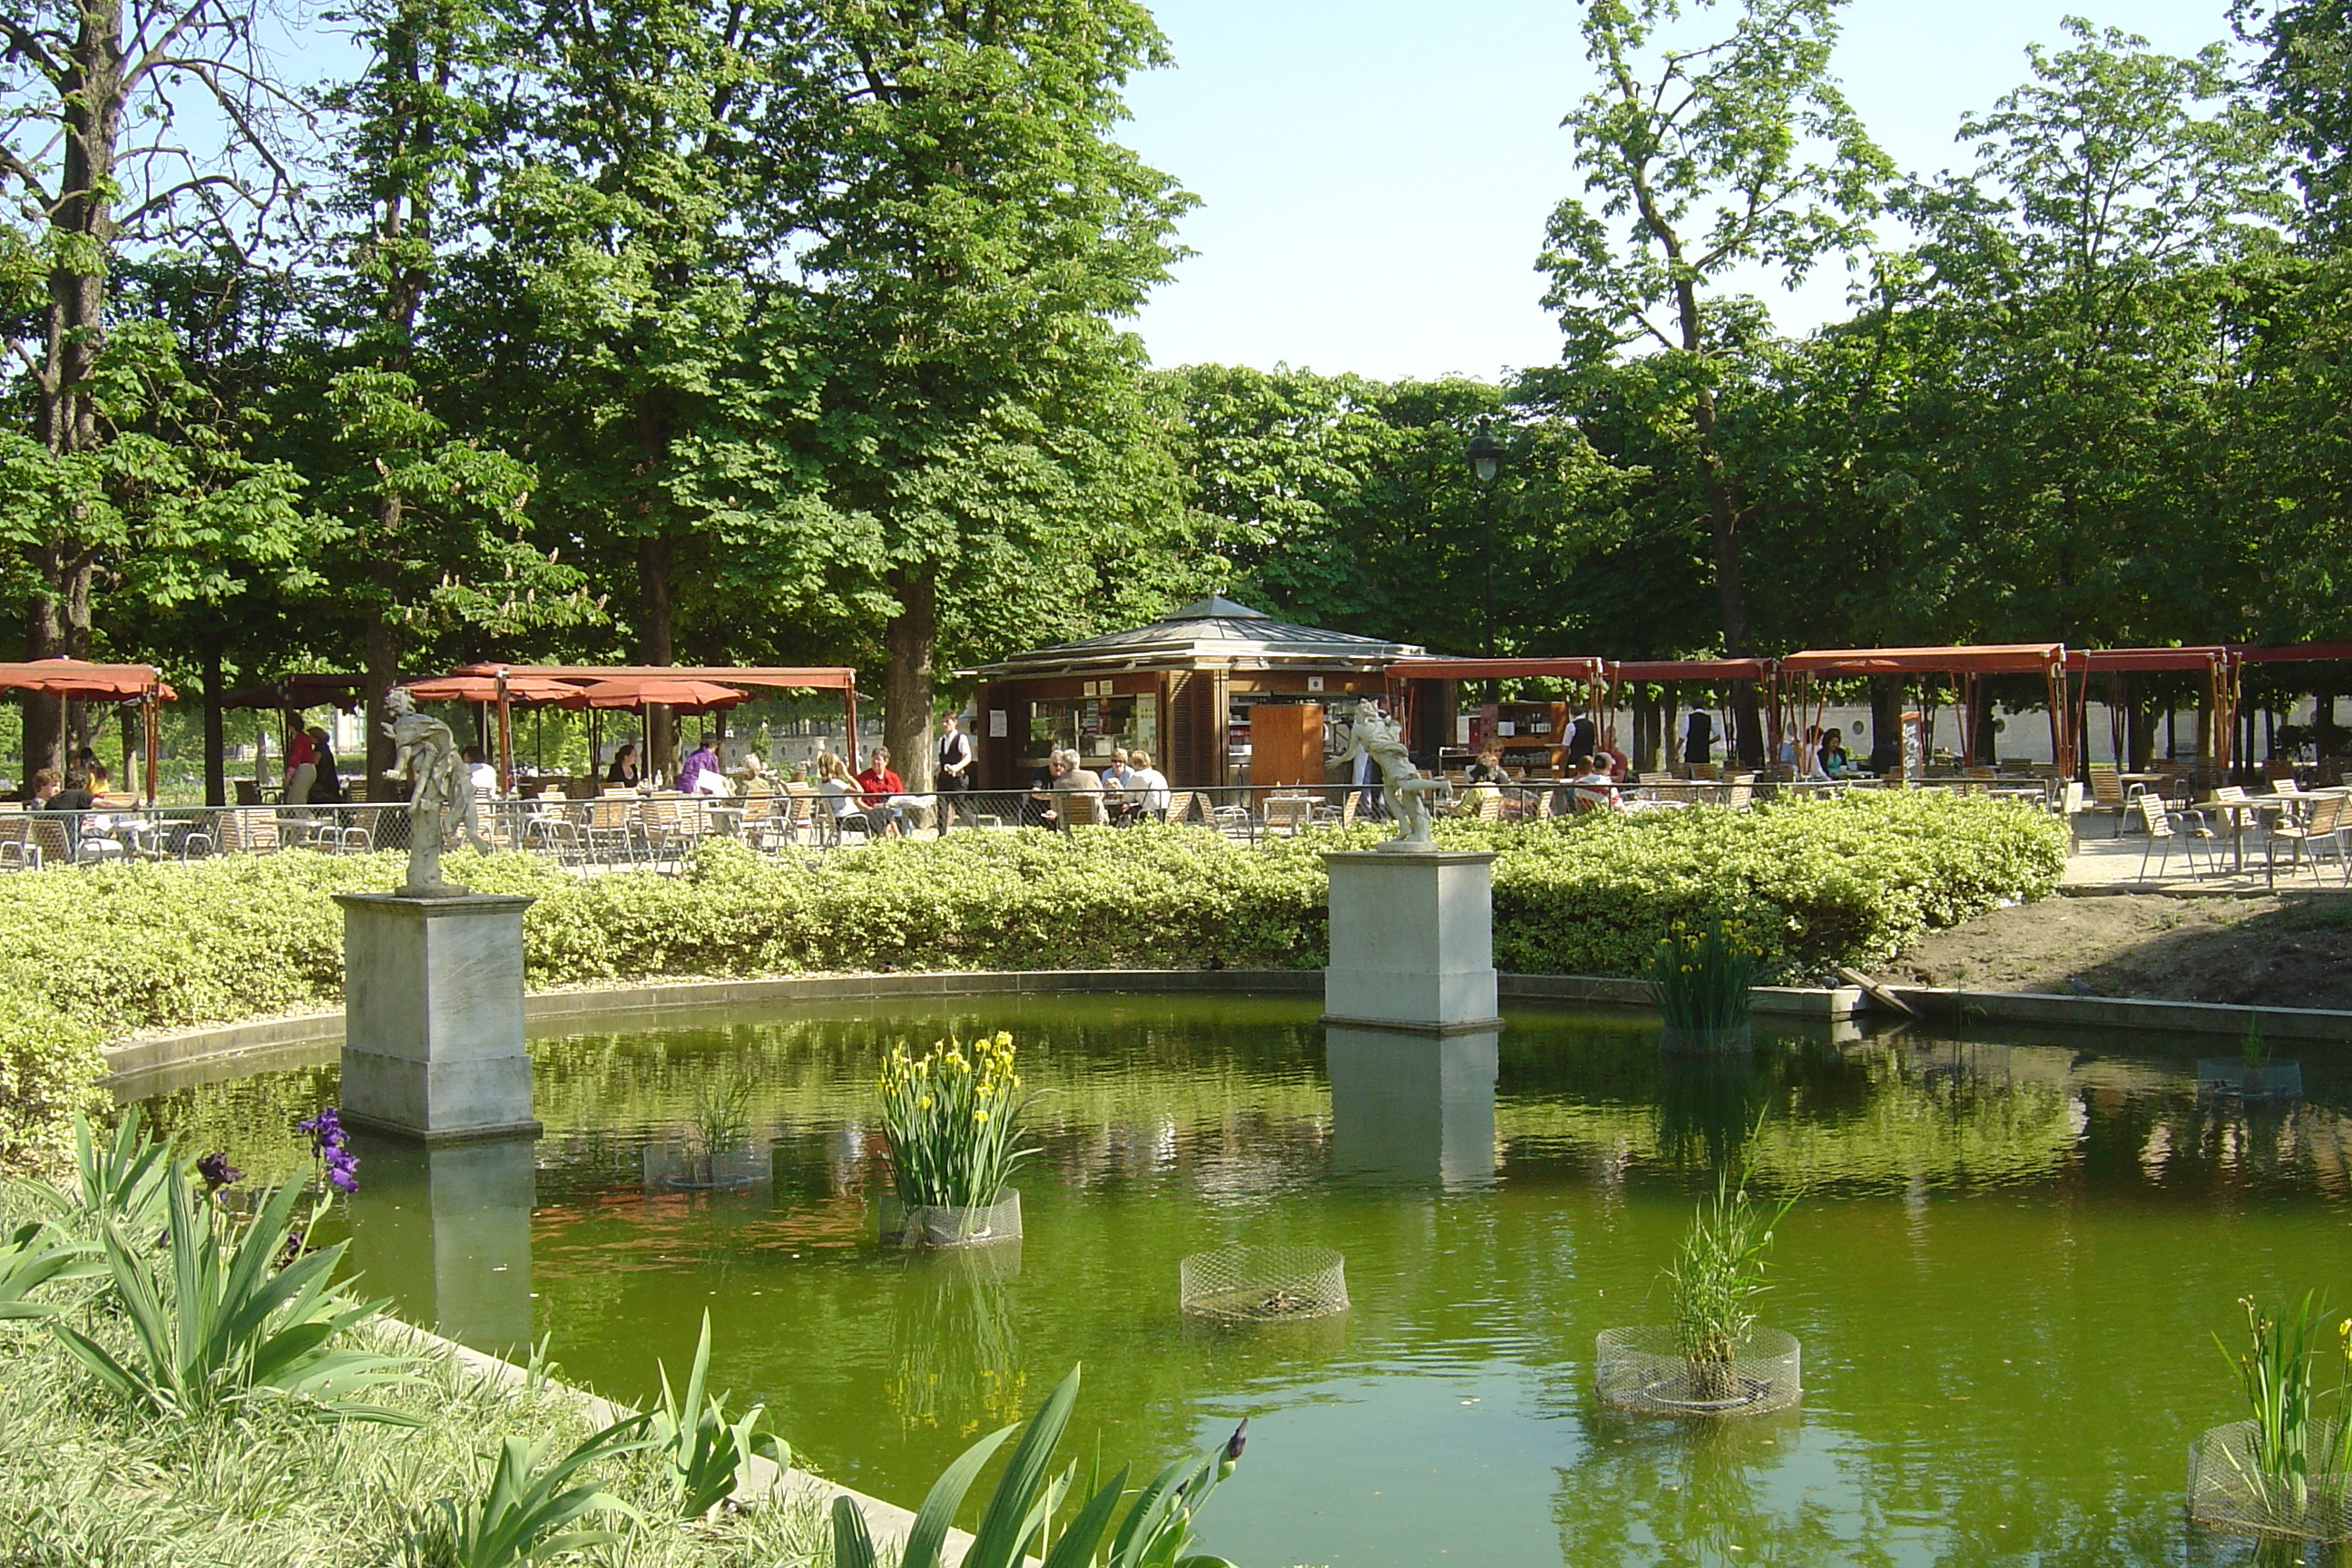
(0, 793, 2064, 1159)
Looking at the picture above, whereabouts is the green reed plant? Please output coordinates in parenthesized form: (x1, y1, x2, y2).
(2218, 1292, 2352, 1517)
(875, 1033, 1037, 1209)
(41, 1108, 176, 1232)
(649, 1312, 782, 1519)
(417, 1416, 652, 1568)
(0, 1219, 96, 1318)
(1645, 917, 1759, 1033)
(51, 1170, 414, 1421)
(830, 1365, 1245, 1568)
(1665, 1172, 1796, 1400)
(679, 1072, 755, 1187)
(2243, 1014, 2269, 1067)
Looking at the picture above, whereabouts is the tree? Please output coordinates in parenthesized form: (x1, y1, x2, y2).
(2236, 0, 2352, 244)
(800, 0, 1193, 788)
(309, 0, 592, 798)
(1539, 0, 1889, 760)
(0, 0, 306, 777)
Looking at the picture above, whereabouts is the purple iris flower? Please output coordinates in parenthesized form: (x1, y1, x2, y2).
(196, 1152, 242, 1191)
(299, 1107, 359, 1195)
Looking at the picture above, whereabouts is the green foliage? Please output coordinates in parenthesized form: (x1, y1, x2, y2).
(44, 1108, 177, 1233)
(1645, 917, 1761, 1032)
(0, 798, 2063, 1129)
(647, 1312, 780, 1521)
(829, 1365, 1242, 1568)
(417, 1417, 652, 1568)
(50, 1172, 415, 1421)
(1666, 1173, 1796, 1372)
(677, 1071, 755, 1188)
(0, 1007, 106, 1168)
(0, 1219, 97, 1318)
(876, 1033, 1037, 1210)
(2217, 1292, 2352, 1511)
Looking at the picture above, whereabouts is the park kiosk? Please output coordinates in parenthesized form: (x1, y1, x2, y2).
(0, 659, 175, 802)
(1382, 656, 1609, 773)
(968, 597, 1425, 790)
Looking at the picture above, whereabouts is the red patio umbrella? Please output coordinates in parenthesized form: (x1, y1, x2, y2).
(558, 677, 751, 712)
(399, 674, 585, 704)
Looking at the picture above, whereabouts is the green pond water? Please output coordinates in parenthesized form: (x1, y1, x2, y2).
(136, 996, 2352, 1568)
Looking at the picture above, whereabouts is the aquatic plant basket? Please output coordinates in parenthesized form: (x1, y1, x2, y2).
(1594, 1327, 1801, 1417)
(2188, 1418, 2352, 1542)
(879, 1190, 1022, 1249)
(642, 1142, 769, 1191)
(1658, 1024, 1753, 1055)
(1180, 1245, 1349, 1324)
(2197, 1060, 2304, 1100)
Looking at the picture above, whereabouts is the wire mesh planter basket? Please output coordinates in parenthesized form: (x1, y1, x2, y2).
(2197, 1060, 2304, 1100)
(1658, 1024, 1753, 1055)
(1595, 1326, 1801, 1417)
(642, 1142, 769, 1191)
(2189, 1418, 2352, 1542)
(1180, 1245, 1349, 1324)
(879, 1190, 1022, 1249)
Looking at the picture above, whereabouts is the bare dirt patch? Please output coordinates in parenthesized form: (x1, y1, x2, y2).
(1886, 891, 2352, 1011)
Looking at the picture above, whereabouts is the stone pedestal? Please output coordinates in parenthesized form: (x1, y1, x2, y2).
(347, 1132, 535, 1355)
(1326, 1024, 1498, 1188)
(335, 892, 541, 1143)
(1322, 849, 1500, 1033)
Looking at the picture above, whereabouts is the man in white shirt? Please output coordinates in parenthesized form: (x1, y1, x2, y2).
(936, 712, 975, 827)
(459, 745, 499, 797)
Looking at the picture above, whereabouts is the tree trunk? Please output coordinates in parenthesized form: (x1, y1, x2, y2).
(637, 534, 677, 775)
(885, 569, 936, 791)
(363, 558, 404, 800)
(1870, 678, 1903, 766)
(201, 640, 227, 807)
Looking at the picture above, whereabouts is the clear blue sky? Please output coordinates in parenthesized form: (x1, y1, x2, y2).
(1120, 0, 2246, 381)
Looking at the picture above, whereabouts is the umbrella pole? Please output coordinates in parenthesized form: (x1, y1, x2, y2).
(143, 695, 159, 805)
(844, 686, 858, 772)
(495, 678, 513, 795)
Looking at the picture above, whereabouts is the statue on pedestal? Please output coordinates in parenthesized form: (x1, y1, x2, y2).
(1333, 701, 1445, 850)
(383, 688, 491, 896)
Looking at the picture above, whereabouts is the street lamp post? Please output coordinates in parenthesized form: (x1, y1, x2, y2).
(1465, 415, 1505, 705)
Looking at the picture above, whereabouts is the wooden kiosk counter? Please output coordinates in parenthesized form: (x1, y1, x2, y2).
(967, 597, 1426, 791)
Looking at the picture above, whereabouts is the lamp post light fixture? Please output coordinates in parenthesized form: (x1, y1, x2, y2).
(1465, 415, 1506, 703)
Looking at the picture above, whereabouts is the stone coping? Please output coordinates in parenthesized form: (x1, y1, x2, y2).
(1886, 985, 2352, 1044)
(375, 1318, 965, 1563)
(102, 968, 1877, 1089)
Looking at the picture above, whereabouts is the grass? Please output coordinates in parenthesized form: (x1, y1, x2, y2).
(0, 1181, 825, 1567)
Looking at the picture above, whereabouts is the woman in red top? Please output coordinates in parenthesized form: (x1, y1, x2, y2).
(856, 747, 905, 835)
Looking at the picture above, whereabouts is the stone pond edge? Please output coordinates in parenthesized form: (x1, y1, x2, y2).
(374, 1318, 966, 1564)
(99, 966, 2352, 1089)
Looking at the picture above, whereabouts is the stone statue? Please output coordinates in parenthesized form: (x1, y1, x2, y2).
(1332, 700, 1445, 850)
(384, 688, 491, 896)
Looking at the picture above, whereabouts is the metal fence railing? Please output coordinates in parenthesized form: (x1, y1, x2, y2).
(0, 771, 2070, 874)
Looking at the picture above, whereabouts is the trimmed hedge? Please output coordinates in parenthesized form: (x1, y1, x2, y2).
(0, 792, 2064, 1161)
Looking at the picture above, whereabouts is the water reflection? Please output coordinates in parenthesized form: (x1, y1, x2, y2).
(1325, 1025, 1497, 1189)
(345, 1132, 535, 1355)
(886, 1244, 1025, 1439)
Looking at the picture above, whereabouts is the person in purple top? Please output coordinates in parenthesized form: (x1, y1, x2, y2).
(675, 733, 720, 793)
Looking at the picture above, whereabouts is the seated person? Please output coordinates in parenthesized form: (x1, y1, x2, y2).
(1819, 729, 1851, 775)
(1570, 755, 1623, 812)
(1124, 750, 1171, 824)
(31, 767, 93, 812)
(459, 745, 499, 796)
(1465, 745, 1506, 784)
(856, 747, 906, 834)
(604, 743, 643, 789)
(1866, 737, 1902, 776)
(1026, 752, 1065, 829)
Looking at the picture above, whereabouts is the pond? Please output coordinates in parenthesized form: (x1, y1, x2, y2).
(137, 995, 2352, 1568)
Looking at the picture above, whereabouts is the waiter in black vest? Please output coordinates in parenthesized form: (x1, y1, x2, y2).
(936, 711, 975, 828)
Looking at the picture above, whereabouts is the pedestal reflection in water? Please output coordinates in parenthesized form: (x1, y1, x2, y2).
(1323, 1024, 1497, 1187)
(346, 1132, 535, 1355)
